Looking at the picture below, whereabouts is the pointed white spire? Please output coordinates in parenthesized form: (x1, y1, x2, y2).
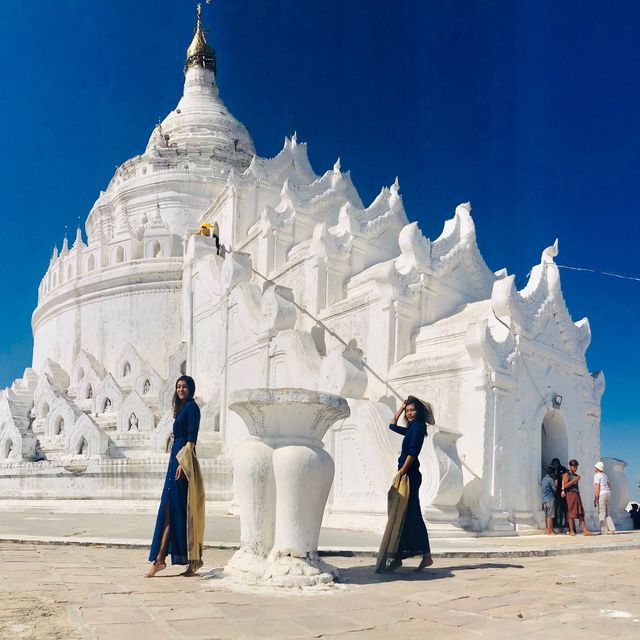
(152, 201, 163, 224)
(333, 157, 341, 173)
(73, 227, 83, 248)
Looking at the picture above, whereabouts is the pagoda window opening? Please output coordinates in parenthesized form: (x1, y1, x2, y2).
(87, 255, 96, 272)
(151, 241, 162, 258)
(143, 379, 151, 395)
(122, 362, 131, 377)
(54, 416, 65, 436)
(114, 246, 125, 264)
(102, 398, 112, 413)
(67, 264, 73, 280)
(86, 385, 93, 400)
(214, 414, 220, 432)
(2, 439, 14, 459)
(41, 402, 50, 418)
(180, 360, 187, 375)
(76, 437, 89, 455)
(128, 413, 138, 431)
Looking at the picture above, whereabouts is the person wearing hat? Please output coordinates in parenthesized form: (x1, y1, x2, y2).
(385, 395, 435, 571)
(593, 461, 617, 534)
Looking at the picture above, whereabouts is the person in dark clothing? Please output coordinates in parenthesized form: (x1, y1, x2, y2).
(551, 458, 568, 531)
(146, 375, 202, 577)
(386, 395, 435, 572)
(629, 503, 640, 529)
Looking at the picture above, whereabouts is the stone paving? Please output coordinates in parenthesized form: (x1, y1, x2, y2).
(1, 542, 640, 640)
(1, 502, 639, 558)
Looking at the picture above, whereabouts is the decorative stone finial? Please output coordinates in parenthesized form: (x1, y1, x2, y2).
(185, 3, 216, 74)
(541, 238, 559, 264)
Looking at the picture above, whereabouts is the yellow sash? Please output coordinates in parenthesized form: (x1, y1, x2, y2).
(375, 471, 410, 573)
(176, 444, 206, 562)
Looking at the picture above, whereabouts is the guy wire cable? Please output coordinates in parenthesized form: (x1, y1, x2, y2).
(225, 247, 637, 402)
(517, 264, 640, 289)
(248, 266, 406, 401)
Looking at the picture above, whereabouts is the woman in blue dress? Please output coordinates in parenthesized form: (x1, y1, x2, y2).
(387, 395, 434, 571)
(145, 375, 202, 577)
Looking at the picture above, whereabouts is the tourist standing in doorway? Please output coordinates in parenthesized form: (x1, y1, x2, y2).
(145, 375, 205, 577)
(551, 458, 568, 531)
(561, 459, 593, 536)
(386, 396, 434, 571)
(541, 466, 556, 535)
(593, 461, 617, 534)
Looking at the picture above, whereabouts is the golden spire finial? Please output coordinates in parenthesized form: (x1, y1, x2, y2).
(185, 1, 216, 74)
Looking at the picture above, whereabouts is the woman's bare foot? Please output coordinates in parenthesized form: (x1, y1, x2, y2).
(144, 560, 166, 578)
(416, 554, 434, 571)
(181, 560, 204, 577)
(583, 531, 594, 536)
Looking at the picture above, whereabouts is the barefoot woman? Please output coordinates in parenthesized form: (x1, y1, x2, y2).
(387, 396, 434, 571)
(146, 375, 204, 577)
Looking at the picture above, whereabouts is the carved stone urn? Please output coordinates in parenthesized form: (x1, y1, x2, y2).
(226, 388, 350, 586)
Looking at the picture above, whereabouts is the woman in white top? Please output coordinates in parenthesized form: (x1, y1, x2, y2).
(593, 461, 617, 534)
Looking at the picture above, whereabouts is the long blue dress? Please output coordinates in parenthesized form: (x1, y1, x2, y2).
(149, 399, 200, 565)
(389, 419, 431, 559)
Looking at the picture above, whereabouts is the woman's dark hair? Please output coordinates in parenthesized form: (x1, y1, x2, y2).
(173, 375, 196, 417)
(546, 465, 555, 476)
(405, 395, 434, 427)
(568, 458, 579, 467)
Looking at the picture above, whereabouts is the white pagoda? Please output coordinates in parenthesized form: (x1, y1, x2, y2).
(0, 7, 630, 533)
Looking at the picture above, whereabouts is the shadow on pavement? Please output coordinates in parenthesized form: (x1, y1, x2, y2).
(337, 561, 525, 585)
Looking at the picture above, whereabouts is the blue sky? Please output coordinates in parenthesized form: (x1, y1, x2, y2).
(0, 1, 638, 497)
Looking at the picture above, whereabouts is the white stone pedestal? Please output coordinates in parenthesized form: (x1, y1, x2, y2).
(226, 388, 350, 586)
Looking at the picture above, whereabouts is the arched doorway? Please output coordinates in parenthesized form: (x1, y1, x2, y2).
(541, 410, 568, 474)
